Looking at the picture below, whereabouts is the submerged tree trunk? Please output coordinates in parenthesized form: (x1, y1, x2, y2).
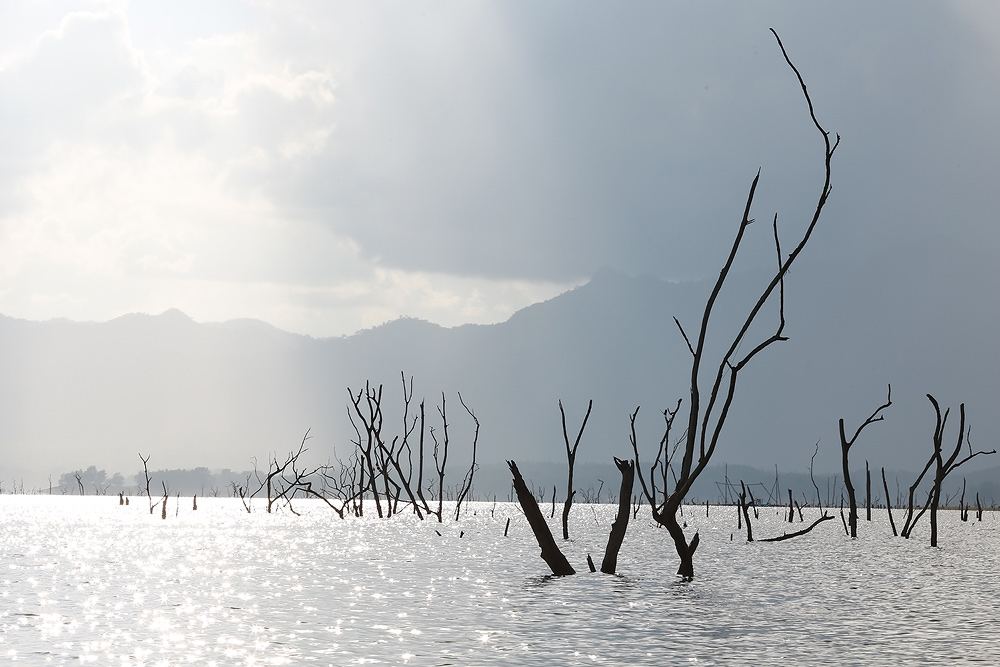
(882, 466, 897, 536)
(866, 460, 872, 522)
(600, 458, 635, 575)
(959, 478, 968, 522)
(508, 461, 575, 576)
(739, 481, 754, 543)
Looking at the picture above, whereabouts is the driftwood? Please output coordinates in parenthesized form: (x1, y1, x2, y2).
(759, 513, 834, 542)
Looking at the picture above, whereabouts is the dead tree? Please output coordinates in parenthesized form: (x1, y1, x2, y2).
(453, 393, 480, 521)
(631, 29, 838, 579)
(600, 458, 635, 575)
(881, 466, 898, 536)
(924, 396, 995, 547)
(810, 440, 823, 513)
(396, 374, 428, 517)
(509, 456, 638, 577)
(559, 399, 593, 540)
(139, 452, 159, 515)
(508, 461, 575, 575)
(430, 393, 451, 523)
(838, 385, 892, 538)
(900, 455, 935, 538)
(160, 481, 168, 520)
(348, 383, 387, 518)
(250, 431, 312, 514)
(370, 381, 427, 520)
(865, 460, 872, 522)
(960, 478, 968, 522)
(415, 397, 432, 516)
(738, 481, 754, 542)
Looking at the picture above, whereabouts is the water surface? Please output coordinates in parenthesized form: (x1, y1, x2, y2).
(1, 496, 996, 665)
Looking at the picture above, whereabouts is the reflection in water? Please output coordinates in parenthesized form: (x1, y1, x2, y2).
(0, 496, 998, 664)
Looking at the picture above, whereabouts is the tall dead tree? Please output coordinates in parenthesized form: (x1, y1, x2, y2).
(453, 393, 480, 521)
(415, 397, 432, 516)
(631, 29, 838, 579)
(559, 399, 593, 540)
(810, 441, 823, 513)
(925, 396, 995, 547)
(838, 385, 891, 538)
(138, 452, 158, 515)
(431, 393, 451, 523)
(348, 382, 386, 518)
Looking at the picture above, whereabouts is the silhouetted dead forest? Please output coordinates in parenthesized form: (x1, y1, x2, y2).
(24, 29, 996, 584)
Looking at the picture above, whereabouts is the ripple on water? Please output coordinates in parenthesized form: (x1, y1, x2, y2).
(0, 496, 998, 665)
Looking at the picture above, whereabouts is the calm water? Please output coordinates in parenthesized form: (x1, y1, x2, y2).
(1, 495, 997, 665)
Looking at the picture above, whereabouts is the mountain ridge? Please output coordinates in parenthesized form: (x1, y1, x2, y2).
(1, 253, 998, 488)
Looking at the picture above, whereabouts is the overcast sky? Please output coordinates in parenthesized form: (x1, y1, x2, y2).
(1, 1, 998, 336)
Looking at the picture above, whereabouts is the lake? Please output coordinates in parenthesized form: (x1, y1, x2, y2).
(1, 495, 996, 665)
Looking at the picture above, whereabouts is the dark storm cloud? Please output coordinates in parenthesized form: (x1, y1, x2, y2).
(261, 1, 1000, 282)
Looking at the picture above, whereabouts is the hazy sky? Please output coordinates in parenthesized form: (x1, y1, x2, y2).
(1, 1, 999, 336)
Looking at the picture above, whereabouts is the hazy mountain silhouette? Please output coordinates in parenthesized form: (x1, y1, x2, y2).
(2, 246, 998, 485)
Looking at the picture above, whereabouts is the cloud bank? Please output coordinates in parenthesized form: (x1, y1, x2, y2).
(1, 1, 998, 334)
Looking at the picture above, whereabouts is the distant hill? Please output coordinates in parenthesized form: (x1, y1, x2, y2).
(1, 245, 999, 488)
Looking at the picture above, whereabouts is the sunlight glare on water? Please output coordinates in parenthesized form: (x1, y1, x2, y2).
(1, 496, 998, 665)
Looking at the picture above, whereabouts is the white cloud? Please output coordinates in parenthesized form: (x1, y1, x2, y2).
(3, 2, 999, 335)
(0, 3, 569, 335)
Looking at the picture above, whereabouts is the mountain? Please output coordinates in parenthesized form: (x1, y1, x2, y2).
(1, 246, 998, 487)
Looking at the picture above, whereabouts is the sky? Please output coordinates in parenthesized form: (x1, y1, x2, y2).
(1, 1, 999, 337)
